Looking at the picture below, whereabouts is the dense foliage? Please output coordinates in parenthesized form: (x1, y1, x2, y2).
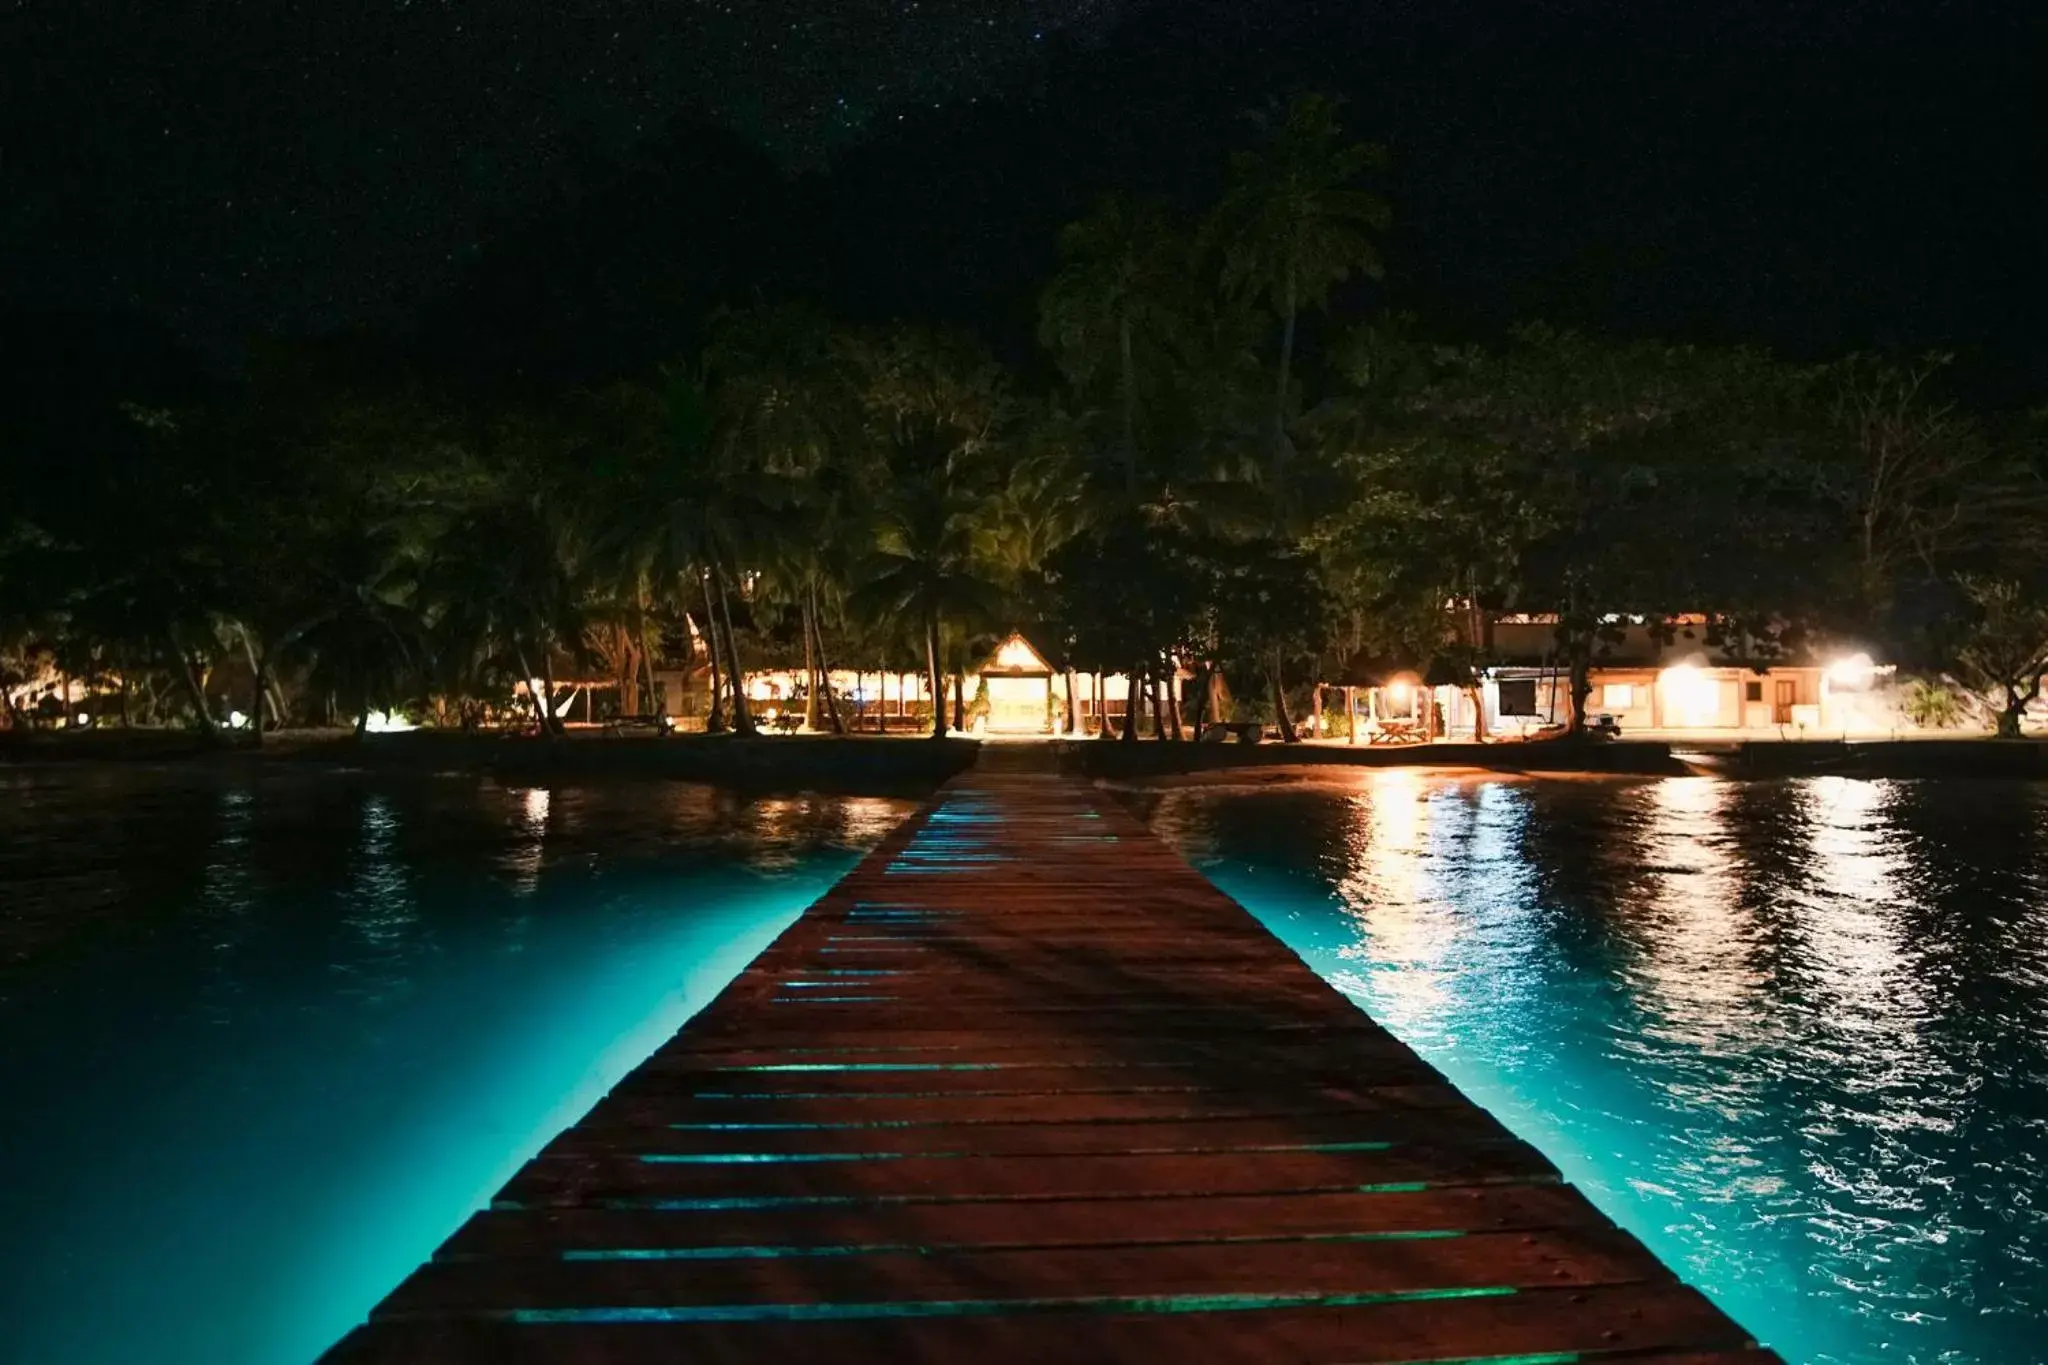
(5, 95, 2045, 742)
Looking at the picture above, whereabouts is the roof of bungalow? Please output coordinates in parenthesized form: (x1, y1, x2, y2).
(979, 632, 1056, 678)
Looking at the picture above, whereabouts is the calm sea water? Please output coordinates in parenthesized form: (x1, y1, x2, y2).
(1135, 773, 2048, 1365)
(0, 768, 911, 1365)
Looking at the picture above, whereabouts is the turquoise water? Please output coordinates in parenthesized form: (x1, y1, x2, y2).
(0, 769, 911, 1365)
(1136, 772, 2048, 1365)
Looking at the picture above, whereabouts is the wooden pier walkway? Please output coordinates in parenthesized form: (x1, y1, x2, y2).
(325, 767, 1777, 1364)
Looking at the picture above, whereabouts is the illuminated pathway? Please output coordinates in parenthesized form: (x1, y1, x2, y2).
(324, 767, 1778, 1364)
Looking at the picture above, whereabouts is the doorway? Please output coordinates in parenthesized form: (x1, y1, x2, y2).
(1773, 678, 1796, 725)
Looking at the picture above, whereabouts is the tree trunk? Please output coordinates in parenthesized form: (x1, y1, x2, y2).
(164, 627, 221, 743)
(1119, 312, 1138, 496)
(926, 613, 947, 739)
(1189, 663, 1210, 739)
(1567, 653, 1593, 737)
(1466, 685, 1487, 742)
(714, 568, 754, 735)
(1064, 668, 1079, 734)
(252, 654, 270, 746)
(541, 649, 562, 739)
(1121, 664, 1141, 742)
(1272, 262, 1298, 489)
(240, 628, 269, 747)
(356, 704, 371, 738)
(953, 671, 966, 732)
(811, 583, 846, 734)
(1998, 678, 2039, 738)
(801, 593, 821, 731)
(266, 674, 289, 729)
(1272, 652, 1299, 744)
(1166, 672, 1184, 740)
(639, 588, 661, 719)
(1094, 671, 1105, 737)
(697, 574, 725, 732)
(512, 644, 541, 733)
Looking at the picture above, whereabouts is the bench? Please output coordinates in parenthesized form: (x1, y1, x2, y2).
(1367, 720, 1427, 745)
(602, 714, 674, 737)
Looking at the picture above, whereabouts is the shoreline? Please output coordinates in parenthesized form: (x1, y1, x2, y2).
(0, 730, 982, 796)
(1053, 735, 2048, 782)
(8, 729, 2048, 789)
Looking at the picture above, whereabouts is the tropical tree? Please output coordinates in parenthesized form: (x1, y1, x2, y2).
(1951, 575, 2048, 737)
(1209, 536, 1331, 743)
(581, 371, 782, 735)
(424, 480, 584, 735)
(295, 568, 426, 734)
(1039, 196, 1192, 496)
(1204, 92, 1390, 490)
(707, 309, 880, 732)
(850, 412, 1006, 738)
(1813, 354, 1983, 627)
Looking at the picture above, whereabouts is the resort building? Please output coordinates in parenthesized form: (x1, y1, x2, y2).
(738, 632, 1138, 736)
(1318, 615, 1898, 742)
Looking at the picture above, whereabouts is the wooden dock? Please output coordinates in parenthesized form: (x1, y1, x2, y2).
(324, 768, 1777, 1364)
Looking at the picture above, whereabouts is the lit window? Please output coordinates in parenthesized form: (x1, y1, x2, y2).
(1603, 683, 1635, 709)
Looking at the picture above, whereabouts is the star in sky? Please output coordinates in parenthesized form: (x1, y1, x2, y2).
(1, 0, 1129, 342)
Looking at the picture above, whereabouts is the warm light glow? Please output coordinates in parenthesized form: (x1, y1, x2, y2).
(228, 710, 249, 729)
(1386, 680, 1411, 704)
(1603, 683, 1635, 709)
(1826, 652, 1876, 688)
(992, 635, 1046, 671)
(1635, 778, 1760, 1036)
(74, 712, 89, 727)
(364, 711, 416, 733)
(1659, 664, 1721, 727)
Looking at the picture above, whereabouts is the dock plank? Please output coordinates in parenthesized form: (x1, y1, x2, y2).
(324, 769, 1777, 1363)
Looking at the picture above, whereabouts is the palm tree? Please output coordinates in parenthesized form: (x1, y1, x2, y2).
(298, 574, 427, 734)
(708, 310, 881, 733)
(1038, 196, 1192, 497)
(424, 483, 585, 736)
(1204, 93, 1390, 491)
(853, 486, 1004, 740)
(850, 413, 1006, 739)
(581, 372, 777, 735)
(979, 411, 1093, 581)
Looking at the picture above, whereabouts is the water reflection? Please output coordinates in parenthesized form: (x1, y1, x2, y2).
(1630, 778, 1766, 1056)
(1142, 773, 2048, 1365)
(0, 771, 915, 1365)
(506, 786, 552, 894)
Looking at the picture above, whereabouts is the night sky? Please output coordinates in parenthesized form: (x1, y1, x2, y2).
(3, 0, 1127, 339)
(3, 0, 2042, 385)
